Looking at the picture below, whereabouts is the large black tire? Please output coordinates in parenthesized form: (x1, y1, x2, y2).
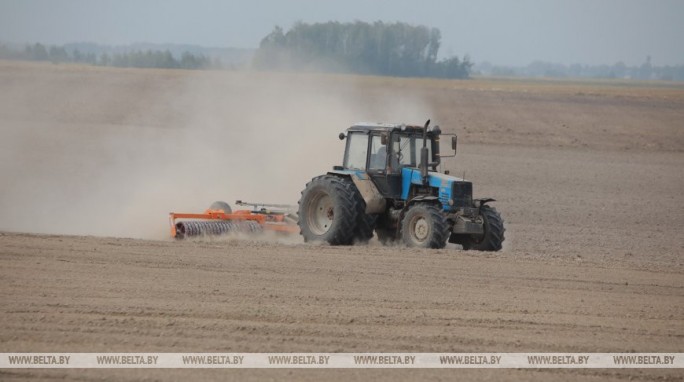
(208, 201, 232, 214)
(400, 203, 449, 249)
(298, 175, 359, 245)
(451, 205, 505, 251)
(352, 191, 377, 243)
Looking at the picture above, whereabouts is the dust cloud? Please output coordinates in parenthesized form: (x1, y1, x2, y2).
(0, 63, 434, 239)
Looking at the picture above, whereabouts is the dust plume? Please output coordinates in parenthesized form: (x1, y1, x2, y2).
(0, 62, 434, 239)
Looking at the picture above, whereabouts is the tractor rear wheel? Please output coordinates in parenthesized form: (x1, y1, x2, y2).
(400, 203, 449, 249)
(451, 205, 505, 251)
(208, 201, 232, 214)
(298, 175, 359, 245)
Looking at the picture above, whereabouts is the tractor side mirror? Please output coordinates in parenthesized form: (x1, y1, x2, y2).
(437, 134, 457, 158)
(380, 133, 388, 145)
(339, 133, 346, 140)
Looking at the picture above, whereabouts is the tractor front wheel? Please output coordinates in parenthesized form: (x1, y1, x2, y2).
(298, 175, 359, 245)
(451, 205, 505, 251)
(400, 203, 449, 249)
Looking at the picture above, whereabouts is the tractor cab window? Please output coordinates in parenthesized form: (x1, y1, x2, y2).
(368, 135, 387, 171)
(391, 134, 432, 169)
(344, 132, 369, 170)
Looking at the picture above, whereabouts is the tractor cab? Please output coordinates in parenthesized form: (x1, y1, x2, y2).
(338, 122, 456, 199)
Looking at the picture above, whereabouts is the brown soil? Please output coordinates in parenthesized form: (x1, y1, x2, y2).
(0, 61, 682, 381)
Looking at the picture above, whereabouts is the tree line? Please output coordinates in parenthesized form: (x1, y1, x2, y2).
(252, 21, 472, 79)
(476, 56, 684, 81)
(0, 43, 216, 70)
(4, 38, 682, 81)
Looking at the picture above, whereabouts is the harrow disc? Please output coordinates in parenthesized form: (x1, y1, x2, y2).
(175, 220, 262, 239)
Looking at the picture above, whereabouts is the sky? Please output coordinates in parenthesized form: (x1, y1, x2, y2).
(0, 0, 682, 66)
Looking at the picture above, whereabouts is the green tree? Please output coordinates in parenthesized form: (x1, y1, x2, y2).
(252, 21, 471, 79)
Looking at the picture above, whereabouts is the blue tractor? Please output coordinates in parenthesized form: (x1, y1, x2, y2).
(298, 120, 505, 250)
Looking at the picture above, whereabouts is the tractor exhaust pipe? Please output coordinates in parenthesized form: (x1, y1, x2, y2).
(420, 119, 430, 184)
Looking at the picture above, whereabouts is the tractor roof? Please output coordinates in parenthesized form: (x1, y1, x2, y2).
(348, 122, 428, 133)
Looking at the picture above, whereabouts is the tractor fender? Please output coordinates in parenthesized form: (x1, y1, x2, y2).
(326, 171, 387, 214)
(406, 195, 440, 206)
(475, 198, 496, 209)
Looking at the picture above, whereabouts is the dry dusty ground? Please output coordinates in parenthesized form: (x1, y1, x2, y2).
(0, 61, 683, 381)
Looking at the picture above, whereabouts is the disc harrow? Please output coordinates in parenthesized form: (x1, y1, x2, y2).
(174, 220, 263, 239)
(169, 200, 299, 239)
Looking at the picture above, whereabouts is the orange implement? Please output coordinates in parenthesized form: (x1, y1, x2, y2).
(169, 208, 299, 239)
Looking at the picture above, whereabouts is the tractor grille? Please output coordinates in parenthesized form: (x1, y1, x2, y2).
(452, 181, 473, 208)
